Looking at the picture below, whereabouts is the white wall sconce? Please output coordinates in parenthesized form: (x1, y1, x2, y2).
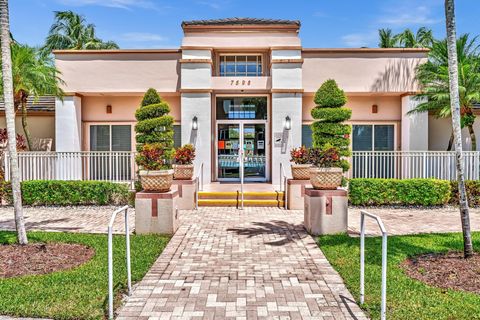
(284, 116, 291, 130)
(192, 116, 198, 130)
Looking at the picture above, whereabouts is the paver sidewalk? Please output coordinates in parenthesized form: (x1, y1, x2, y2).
(117, 207, 366, 320)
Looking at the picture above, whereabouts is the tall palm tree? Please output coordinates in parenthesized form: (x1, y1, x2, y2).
(378, 28, 399, 48)
(397, 27, 434, 48)
(0, 0, 27, 244)
(0, 44, 64, 150)
(409, 34, 480, 151)
(43, 11, 119, 52)
(445, 0, 473, 258)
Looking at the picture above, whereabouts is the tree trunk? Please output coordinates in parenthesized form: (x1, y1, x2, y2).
(467, 125, 476, 151)
(447, 131, 454, 151)
(21, 97, 32, 150)
(0, 0, 27, 244)
(445, 0, 473, 258)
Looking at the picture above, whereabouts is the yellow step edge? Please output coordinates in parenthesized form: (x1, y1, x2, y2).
(198, 191, 284, 199)
(198, 199, 285, 207)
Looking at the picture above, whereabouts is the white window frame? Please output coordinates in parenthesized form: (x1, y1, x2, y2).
(351, 122, 398, 151)
(219, 54, 263, 77)
(86, 123, 134, 152)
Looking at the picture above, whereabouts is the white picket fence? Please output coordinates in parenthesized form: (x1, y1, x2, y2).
(1, 151, 480, 182)
(3, 151, 137, 182)
(348, 151, 480, 180)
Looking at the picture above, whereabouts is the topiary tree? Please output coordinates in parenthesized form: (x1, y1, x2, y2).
(311, 79, 352, 171)
(135, 88, 174, 170)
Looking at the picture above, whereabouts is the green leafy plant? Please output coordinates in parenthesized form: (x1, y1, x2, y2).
(450, 180, 480, 207)
(0, 180, 131, 206)
(307, 145, 341, 168)
(174, 144, 196, 165)
(349, 178, 451, 206)
(135, 88, 174, 170)
(290, 146, 309, 164)
(311, 79, 352, 171)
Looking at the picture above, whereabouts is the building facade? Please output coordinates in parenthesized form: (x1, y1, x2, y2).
(54, 18, 435, 185)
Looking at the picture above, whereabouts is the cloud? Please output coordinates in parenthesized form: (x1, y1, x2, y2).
(120, 32, 167, 42)
(341, 32, 377, 47)
(378, 5, 440, 26)
(56, 0, 158, 10)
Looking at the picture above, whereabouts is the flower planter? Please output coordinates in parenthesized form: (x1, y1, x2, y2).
(173, 164, 194, 180)
(309, 167, 343, 190)
(139, 169, 174, 192)
(291, 164, 312, 180)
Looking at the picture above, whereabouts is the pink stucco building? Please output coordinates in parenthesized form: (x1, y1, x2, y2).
(51, 18, 462, 185)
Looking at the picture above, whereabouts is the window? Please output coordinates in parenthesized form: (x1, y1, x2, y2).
(216, 97, 267, 120)
(173, 125, 182, 148)
(90, 125, 131, 151)
(301, 125, 313, 148)
(352, 124, 395, 178)
(219, 55, 262, 77)
(89, 124, 132, 181)
(352, 125, 394, 151)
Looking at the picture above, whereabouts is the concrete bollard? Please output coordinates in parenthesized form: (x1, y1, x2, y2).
(304, 188, 348, 235)
(135, 190, 179, 234)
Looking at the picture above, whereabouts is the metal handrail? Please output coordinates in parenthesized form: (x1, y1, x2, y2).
(194, 162, 204, 210)
(360, 210, 388, 320)
(108, 205, 132, 320)
(239, 149, 244, 210)
(279, 162, 288, 209)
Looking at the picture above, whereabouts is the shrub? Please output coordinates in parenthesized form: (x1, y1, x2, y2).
(174, 144, 196, 165)
(310, 79, 351, 171)
(450, 180, 480, 207)
(135, 88, 174, 169)
(290, 146, 309, 164)
(16, 180, 129, 206)
(0, 128, 27, 150)
(349, 178, 451, 206)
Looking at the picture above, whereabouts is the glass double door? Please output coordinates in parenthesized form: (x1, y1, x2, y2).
(217, 121, 267, 182)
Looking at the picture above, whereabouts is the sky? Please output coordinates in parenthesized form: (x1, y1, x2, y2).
(9, 0, 480, 49)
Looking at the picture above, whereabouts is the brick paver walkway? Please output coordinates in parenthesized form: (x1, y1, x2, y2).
(117, 208, 367, 320)
(0, 206, 134, 234)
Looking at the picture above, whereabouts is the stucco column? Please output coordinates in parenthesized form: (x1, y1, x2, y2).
(55, 96, 82, 179)
(401, 95, 428, 151)
(271, 49, 303, 186)
(271, 93, 302, 186)
(181, 93, 212, 184)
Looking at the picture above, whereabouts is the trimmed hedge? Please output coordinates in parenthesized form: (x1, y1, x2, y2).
(450, 180, 480, 207)
(1, 180, 129, 206)
(349, 178, 451, 206)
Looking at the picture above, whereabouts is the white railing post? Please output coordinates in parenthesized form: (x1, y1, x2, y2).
(360, 210, 388, 320)
(108, 205, 132, 320)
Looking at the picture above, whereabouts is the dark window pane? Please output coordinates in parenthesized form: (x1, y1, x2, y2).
(352, 125, 373, 151)
(173, 125, 182, 148)
(374, 125, 394, 151)
(111, 125, 131, 151)
(301, 125, 313, 148)
(216, 97, 267, 120)
(90, 125, 110, 151)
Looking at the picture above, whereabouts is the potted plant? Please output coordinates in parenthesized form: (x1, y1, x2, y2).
(173, 144, 196, 180)
(290, 146, 311, 180)
(135, 88, 175, 192)
(308, 145, 344, 190)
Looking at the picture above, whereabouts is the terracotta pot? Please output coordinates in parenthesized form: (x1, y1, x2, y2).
(291, 164, 312, 180)
(139, 169, 174, 192)
(309, 167, 343, 190)
(173, 164, 194, 180)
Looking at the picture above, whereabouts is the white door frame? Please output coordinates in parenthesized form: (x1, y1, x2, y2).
(215, 119, 269, 182)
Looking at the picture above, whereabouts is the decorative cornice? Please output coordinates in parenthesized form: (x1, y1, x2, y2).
(180, 89, 213, 93)
(179, 59, 213, 64)
(271, 89, 304, 94)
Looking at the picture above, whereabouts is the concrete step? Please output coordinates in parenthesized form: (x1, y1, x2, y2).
(198, 199, 285, 207)
(198, 191, 284, 200)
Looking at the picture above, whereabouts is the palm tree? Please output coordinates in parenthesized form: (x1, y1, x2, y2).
(397, 27, 434, 48)
(43, 11, 119, 52)
(445, 0, 473, 258)
(0, 44, 64, 150)
(0, 0, 27, 244)
(378, 28, 399, 48)
(409, 34, 480, 151)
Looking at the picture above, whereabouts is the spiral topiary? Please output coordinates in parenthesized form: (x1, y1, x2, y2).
(311, 79, 352, 171)
(135, 88, 174, 170)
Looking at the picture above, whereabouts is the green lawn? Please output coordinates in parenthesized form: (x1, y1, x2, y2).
(0, 231, 169, 319)
(318, 232, 480, 320)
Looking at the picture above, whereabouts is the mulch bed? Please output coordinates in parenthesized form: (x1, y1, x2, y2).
(402, 251, 480, 295)
(0, 243, 95, 278)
